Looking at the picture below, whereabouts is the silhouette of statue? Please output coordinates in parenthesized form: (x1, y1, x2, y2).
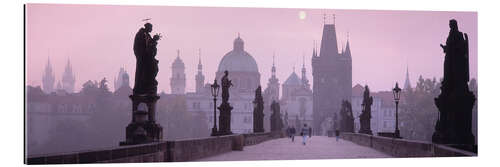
(253, 86, 264, 133)
(270, 100, 283, 132)
(340, 100, 355, 133)
(217, 70, 233, 135)
(121, 22, 163, 146)
(220, 70, 232, 103)
(359, 85, 373, 135)
(133, 23, 161, 95)
(433, 19, 475, 151)
(440, 19, 470, 93)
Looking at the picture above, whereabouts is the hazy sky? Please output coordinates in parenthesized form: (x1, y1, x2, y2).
(26, 4, 477, 93)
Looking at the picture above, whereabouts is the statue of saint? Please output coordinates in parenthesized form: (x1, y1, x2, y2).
(220, 70, 232, 103)
(133, 23, 162, 95)
(440, 19, 469, 92)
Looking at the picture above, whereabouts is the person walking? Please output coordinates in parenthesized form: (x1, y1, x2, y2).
(286, 126, 291, 138)
(335, 129, 340, 142)
(301, 124, 309, 145)
(308, 127, 312, 138)
(291, 126, 296, 142)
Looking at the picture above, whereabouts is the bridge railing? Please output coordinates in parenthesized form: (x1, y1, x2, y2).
(340, 133, 476, 157)
(27, 131, 283, 164)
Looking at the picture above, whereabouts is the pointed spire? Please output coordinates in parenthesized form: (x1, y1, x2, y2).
(344, 34, 351, 57)
(404, 64, 412, 91)
(197, 48, 202, 71)
(272, 52, 276, 76)
(177, 49, 180, 58)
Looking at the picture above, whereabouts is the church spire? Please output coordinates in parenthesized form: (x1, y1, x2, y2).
(42, 56, 55, 93)
(197, 48, 202, 72)
(272, 52, 276, 76)
(404, 64, 412, 91)
(62, 58, 75, 93)
(195, 48, 205, 93)
(344, 34, 351, 57)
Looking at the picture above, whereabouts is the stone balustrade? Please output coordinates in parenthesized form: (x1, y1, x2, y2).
(340, 133, 476, 157)
(27, 132, 283, 164)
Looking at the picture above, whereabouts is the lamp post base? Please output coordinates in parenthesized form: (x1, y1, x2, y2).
(394, 129, 401, 138)
(211, 127, 218, 136)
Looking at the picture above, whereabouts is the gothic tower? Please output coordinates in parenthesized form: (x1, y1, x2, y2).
(42, 57, 55, 94)
(62, 59, 76, 93)
(170, 49, 186, 94)
(301, 55, 310, 89)
(195, 49, 205, 93)
(264, 54, 280, 132)
(311, 15, 352, 135)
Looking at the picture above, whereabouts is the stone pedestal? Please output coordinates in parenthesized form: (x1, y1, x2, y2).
(432, 89, 475, 150)
(217, 102, 233, 136)
(120, 94, 163, 146)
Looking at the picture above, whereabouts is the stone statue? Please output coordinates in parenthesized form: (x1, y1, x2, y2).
(253, 86, 264, 133)
(220, 70, 232, 103)
(217, 70, 233, 135)
(340, 100, 355, 133)
(433, 19, 475, 150)
(270, 100, 283, 132)
(359, 85, 373, 135)
(121, 22, 163, 146)
(133, 23, 162, 95)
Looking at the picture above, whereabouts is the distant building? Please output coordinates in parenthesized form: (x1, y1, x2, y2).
(42, 57, 55, 94)
(312, 20, 352, 135)
(185, 35, 261, 134)
(61, 59, 76, 93)
(114, 67, 130, 92)
(281, 61, 313, 130)
(170, 50, 186, 95)
(263, 55, 280, 132)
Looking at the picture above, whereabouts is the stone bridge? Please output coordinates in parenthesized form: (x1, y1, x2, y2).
(26, 132, 475, 164)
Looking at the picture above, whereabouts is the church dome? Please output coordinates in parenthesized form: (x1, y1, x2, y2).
(217, 35, 259, 73)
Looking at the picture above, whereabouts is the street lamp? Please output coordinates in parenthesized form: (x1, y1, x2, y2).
(392, 82, 402, 138)
(210, 79, 220, 136)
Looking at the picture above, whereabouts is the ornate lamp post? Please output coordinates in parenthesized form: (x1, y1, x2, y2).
(392, 82, 402, 138)
(210, 79, 220, 136)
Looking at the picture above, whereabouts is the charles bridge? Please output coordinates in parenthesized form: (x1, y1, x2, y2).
(27, 132, 475, 164)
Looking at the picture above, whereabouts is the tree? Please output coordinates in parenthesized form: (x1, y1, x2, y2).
(400, 76, 440, 141)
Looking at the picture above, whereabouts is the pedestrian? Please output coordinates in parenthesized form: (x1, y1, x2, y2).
(301, 124, 309, 145)
(286, 126, 291, 138)
(335, 129, 340, 142)
(291, 126, 296, 142)
(308, 127, 312, 138)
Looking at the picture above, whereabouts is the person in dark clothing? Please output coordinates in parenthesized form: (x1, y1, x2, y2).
(291, 127, 296, 142)
(335, 129, 340, 142)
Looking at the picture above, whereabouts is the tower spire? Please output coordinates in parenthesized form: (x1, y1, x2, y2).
(272, 52, 276, 76)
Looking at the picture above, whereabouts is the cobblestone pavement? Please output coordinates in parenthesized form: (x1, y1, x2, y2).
(198, 136, 392, 161)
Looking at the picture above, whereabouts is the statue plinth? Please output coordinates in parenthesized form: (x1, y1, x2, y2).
(432, 88, 475, 149)
(120, 94, 163, 146)
(217, 102, 233, 135)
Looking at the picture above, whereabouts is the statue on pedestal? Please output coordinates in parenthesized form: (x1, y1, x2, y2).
(359, 85, 373, 135)
(253, 86, 264, 133)
(340, 100, 355, 133)
(270, 100, 283, 132)
(218, 70, 233, 135)
(121, 22, 163, 146)
(433, 19, 475, 151)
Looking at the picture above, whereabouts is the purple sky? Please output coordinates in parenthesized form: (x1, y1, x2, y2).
(26, 4, 477, 93)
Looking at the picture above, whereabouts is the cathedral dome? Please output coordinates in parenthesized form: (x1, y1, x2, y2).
(217, 35, 259, 73)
